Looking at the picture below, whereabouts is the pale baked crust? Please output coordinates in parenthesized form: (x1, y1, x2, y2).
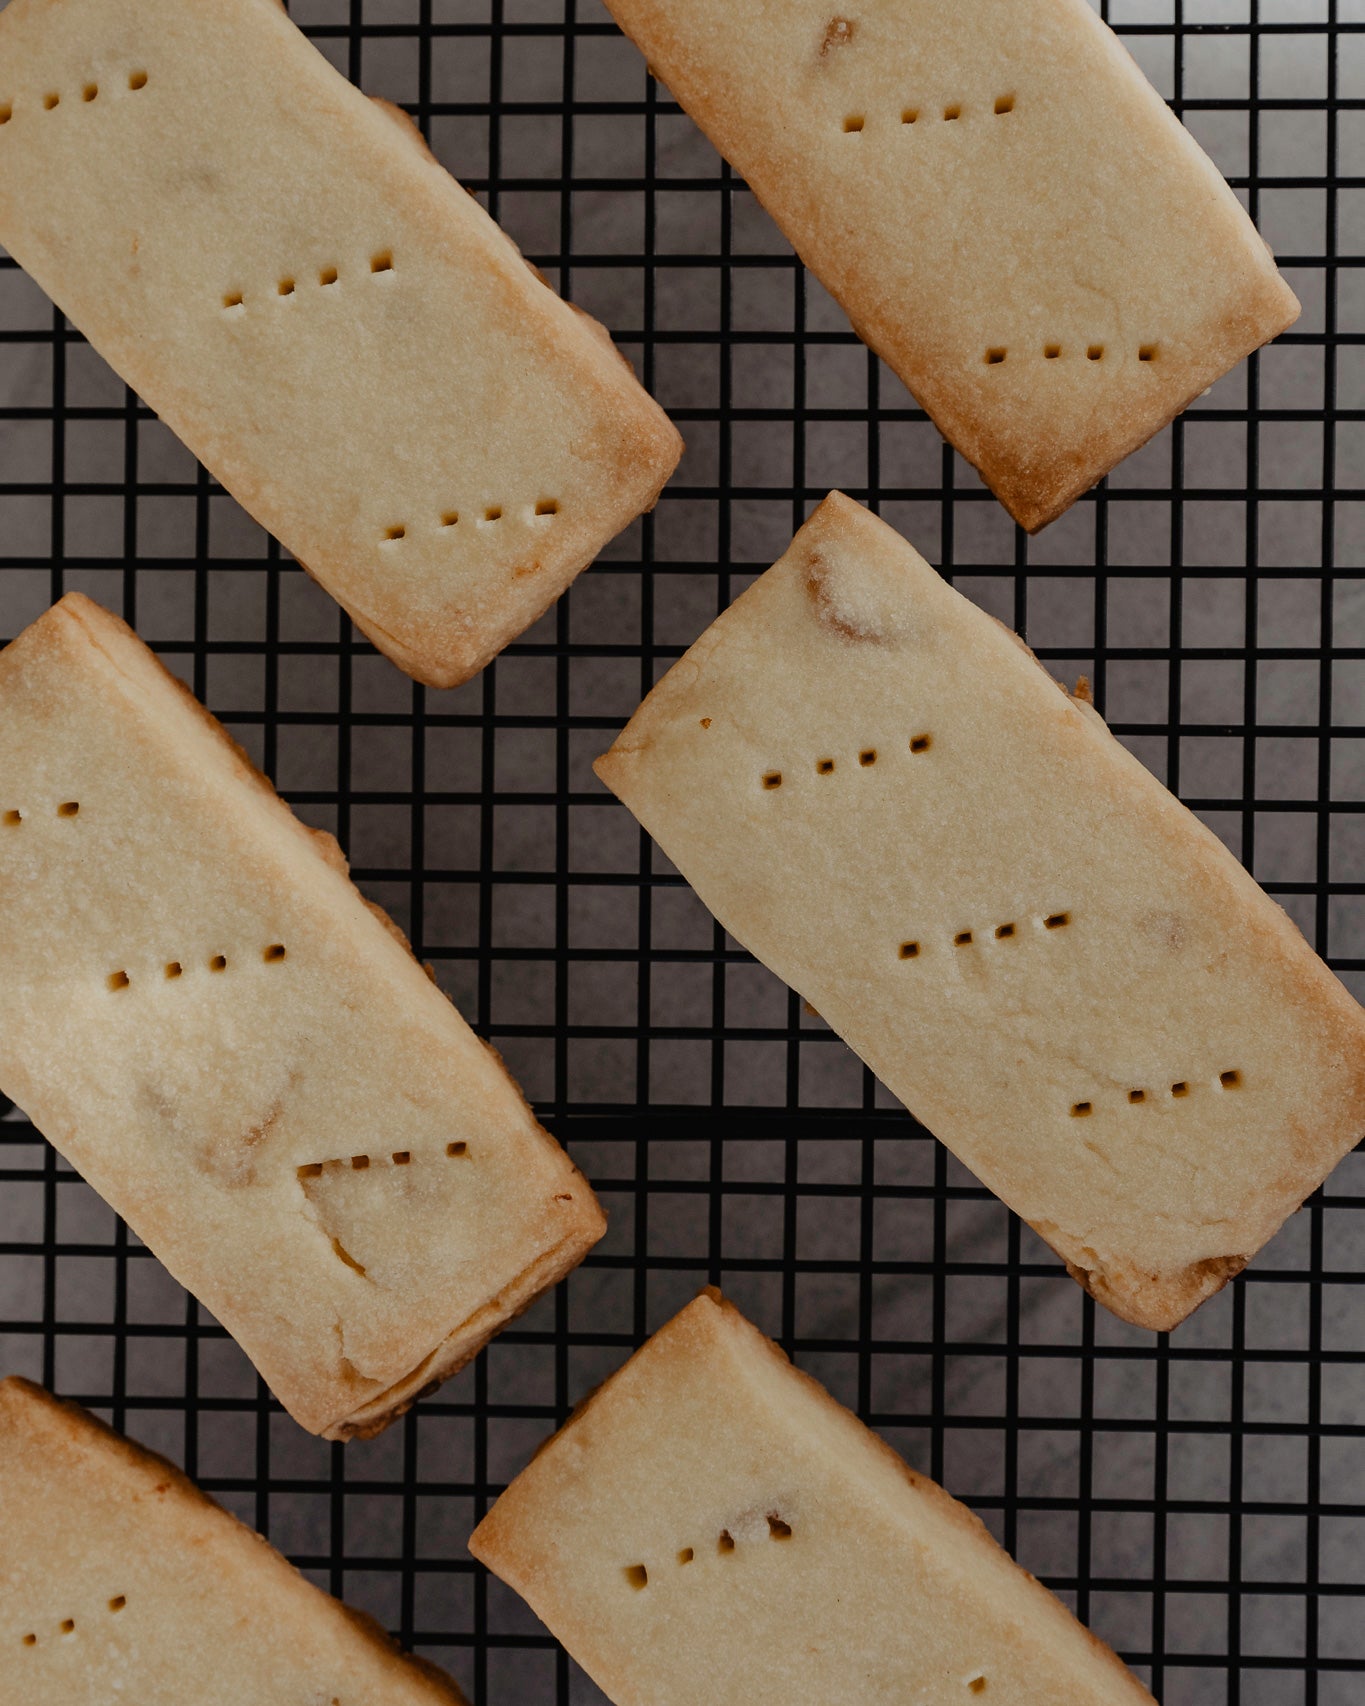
(0, 0, 682, 686)
(0, 594, 605, 1437)
(600, 0, 1297, 530)
(470, 1289, 1156, 1704)
(595, 495, 1365, 1331)
(0, 1377, 470, 1704)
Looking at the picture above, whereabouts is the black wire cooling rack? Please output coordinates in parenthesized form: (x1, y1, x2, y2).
(1, 1, 1363, 1702)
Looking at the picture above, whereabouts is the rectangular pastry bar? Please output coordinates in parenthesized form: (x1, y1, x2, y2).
(471, 1289, 1156, 1705)
(596, 495, 1365, 1330)
(0, 1378, 469, 1705)
(0, 0, 682, 686)
(599, 0, 1297, 529)
(0, 594, 604, 1437)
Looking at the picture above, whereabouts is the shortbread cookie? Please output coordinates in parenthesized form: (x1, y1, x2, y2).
(0, 0, 681, 687)
(0, 1378, 469, 1705)
(471, 1289, 1155, 1705)
(595, 496, 1365, 1331)
(0, 595, 604, 1437)
(599, 0, 1297, 530)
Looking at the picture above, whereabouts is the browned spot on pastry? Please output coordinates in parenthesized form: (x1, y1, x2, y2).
(1138, 910, 1187, 951)
(330, 1236, 368, 1278)
(1072, 675, 1094, 705)
(804, 551, 897, 643)
(819, 16, 855, 54)
(205, 1098, 283, 1187)
(243, 1103, 282, 1149)
(1064, 1247, 1249, 1331)
(806, 553, 855, 638)
(1189, 1252, 1249, 1291)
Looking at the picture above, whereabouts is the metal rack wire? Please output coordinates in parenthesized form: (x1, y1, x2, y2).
(0, 1, 1362, 1701)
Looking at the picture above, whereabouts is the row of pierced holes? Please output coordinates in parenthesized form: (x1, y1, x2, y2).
(21, 1596, 126, 1646)
(0, 70, 146, 123)
(383, 500, 561, 542)
(223, 253, 392, 312)
(763, 734, 931, 789)
(624, 1514, 792, 1589)
(899, 911, 1069, 959)
(986, 344, 1158, 365)
(844, 94, 1014, 131)
(1071, 1070, 1242, 1117)
(108, 943, 286, 991)
(298, 1141, 469, 1178)
(3, 801, 78, 825)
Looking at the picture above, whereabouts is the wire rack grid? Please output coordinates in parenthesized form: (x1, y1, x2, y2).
(0, 0, 1363, 1702)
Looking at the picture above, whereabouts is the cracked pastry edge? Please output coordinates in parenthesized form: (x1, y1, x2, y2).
(321, 1213, 606, 1441)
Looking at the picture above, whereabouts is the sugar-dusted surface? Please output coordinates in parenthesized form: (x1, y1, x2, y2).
(0, 1377, 471, 1704)
(596, 493, 1365, 1331)
(472, 1290, 1156, 1704)
(599, 0, 1298, 529)
(0, 596, 603, 1439)
(0, 0, 680, 686)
